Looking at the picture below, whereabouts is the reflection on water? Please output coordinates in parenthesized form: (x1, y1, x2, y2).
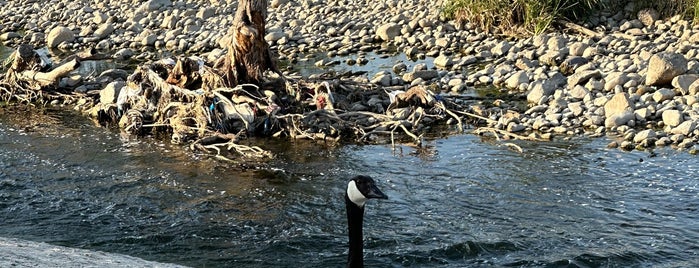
(1, 107, 699, 267)
(286, 51, 435, 78)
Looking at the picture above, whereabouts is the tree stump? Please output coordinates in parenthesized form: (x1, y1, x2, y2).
(218, 0, 280, 87)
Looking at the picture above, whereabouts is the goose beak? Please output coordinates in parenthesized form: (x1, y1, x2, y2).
(366, 184, 388, 199)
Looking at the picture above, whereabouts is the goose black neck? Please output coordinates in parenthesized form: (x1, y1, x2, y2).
(346, 193, 365, 268)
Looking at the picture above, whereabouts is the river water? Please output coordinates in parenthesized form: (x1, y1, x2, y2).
(1, 107, 698, 267)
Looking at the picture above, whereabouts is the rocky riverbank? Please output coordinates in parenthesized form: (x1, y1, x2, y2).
(2, 0, 699, 151)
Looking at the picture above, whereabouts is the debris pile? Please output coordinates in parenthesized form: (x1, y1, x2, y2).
(1, 45, 471, 161)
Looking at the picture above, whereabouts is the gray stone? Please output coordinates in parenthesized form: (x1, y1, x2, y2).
(46, 26, 75, 48)
(569, 42, 588, 57)
(605, 111, 635, 128)
(568, 102, 584, 116)
(434, 54, 453, 68)
(140, 0, 171, 12)
(527, 80, 556, 104)
(671, 120, 696, 135)
(656, 136, 672, 146)
(197, 8, 215, 20)
(646, 52, 688, 86)
(568, 70, 602, 88)
(652, 88, 675, 103)
(539, 51, 564, 66)
(271, 0, 288, 8)
(560, 56, 589, 74)
(392, 62, 407, 74)
(376, 23, 401, 41)
(94, 23, 114, 39)
(505, 71, 529, 89)
(371, 72, 392, 87)
(100, 81, 125, 104)
(92, 11, 108, 24)
(546, 35, 566, 50)
(402, 70, 438, 82)
(265, 31, 285, 42)
(604, 72, 629, 91)
(662, 109, 683, 127)
(604, 92, 633, 118)
(633, 129, 657, 143)
(0, 32, 20, 41)
(672, 74, 699, 95)
(638, 8, 660, 27)
(567, 85, 589, 101)
(113, 48, 134, 60)
(491, 41, 511, 56)
(142, 34, 157, 46)
(634, 107, 651, 121)
(507, 122, 526, 132)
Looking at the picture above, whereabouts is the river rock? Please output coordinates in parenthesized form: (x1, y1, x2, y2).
(142, 34, 157, 46)
(100, 81, 125, 104)
(197, 7, 215, 20)
(605, 111, 635, 128)
(491, 41, 511, 56)
(671, 74, 699, 95)
(671, 120, 696, 135)
(633, 129, 657, 143)
(140, 0, 171, 12)
(434, 54, 453, 68)
(94, 23, 114, 39)
(392, 62, 407, 74)
(568, 85, 589, 100)
(569, 42, 588, 57)
(527, 80, 556, 104)
(638, 8, 659, 27)
(402, 70, 438, 82)
(604, 92, 632, 118)
(662, 109, 683, 127)
(376, 23, 400, 42)
(371, 72, 392, 87)
(265, 31, 285, 42)
(113, 48, 134, 60)
(560, 56, 589, 74)
(604, 72, 629, 91)
(46, 26, 75, 48)
(505, 71, 528, 89)
(652, 88, 675, 103)
(567, 69, 601, 88)
(0, 32, 20, 41)
(271, 0, 288, 8)
(646, 52, 688, 86)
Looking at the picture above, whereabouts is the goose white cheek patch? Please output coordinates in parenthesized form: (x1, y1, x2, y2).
(347, 180, 367, 207)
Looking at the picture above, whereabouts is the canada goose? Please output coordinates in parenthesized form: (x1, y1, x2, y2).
(345, 175, 388, 268)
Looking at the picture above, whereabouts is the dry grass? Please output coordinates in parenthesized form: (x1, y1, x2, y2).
(443, 0, 699, 35)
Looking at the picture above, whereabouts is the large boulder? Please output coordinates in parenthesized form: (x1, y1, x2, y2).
(646, 52, 687, 86)
(46, 26, 75, 48)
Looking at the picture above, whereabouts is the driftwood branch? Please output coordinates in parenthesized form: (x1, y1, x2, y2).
(15, 59, 80, 87)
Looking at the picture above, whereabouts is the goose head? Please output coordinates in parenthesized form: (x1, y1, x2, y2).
(346, 175, 388, 208)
